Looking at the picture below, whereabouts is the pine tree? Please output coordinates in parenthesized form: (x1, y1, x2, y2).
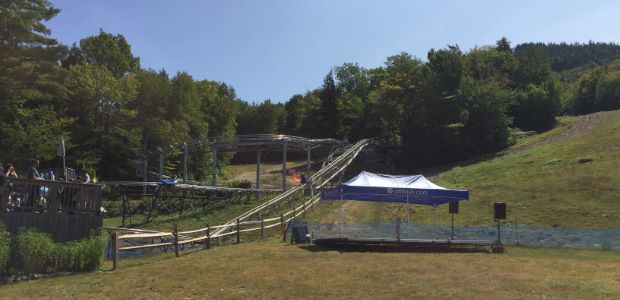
(0, 0, 72, 165)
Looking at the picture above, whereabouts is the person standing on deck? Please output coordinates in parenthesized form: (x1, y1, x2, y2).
(26, 159, 43, 208)
(27, 160, 43, 180)
(5, 163, 18, 178)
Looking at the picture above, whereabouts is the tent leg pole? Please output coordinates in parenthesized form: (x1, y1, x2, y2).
(451, 213, 454, 240)
(467, 200, 471, 226)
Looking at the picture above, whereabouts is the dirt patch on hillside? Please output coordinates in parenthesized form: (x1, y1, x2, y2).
(505, 111, 612, 155)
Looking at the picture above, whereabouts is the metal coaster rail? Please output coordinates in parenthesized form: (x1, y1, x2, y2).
(211, 138, 374, 236)
(107, 138, 375, 268)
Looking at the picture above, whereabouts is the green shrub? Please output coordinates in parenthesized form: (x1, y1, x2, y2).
(14, 228, 56, 274)
(0, 222, 10, 274)
(52, 229, 109, 272)
(228, 179, 252, 189)
(11, 227, 109, 274)
(74, 228, 109, 271)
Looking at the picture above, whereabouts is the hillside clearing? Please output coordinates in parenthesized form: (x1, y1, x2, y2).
(306, 110, 620, 228)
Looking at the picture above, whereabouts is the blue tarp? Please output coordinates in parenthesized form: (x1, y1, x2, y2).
(321, 171, 468, 206)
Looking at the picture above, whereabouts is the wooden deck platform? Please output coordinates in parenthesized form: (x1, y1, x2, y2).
(312, 237, 499, 252)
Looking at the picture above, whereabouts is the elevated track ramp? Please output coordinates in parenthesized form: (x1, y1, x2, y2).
(212, 138, 376, 236)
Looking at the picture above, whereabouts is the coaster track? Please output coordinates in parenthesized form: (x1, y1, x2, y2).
(212, 138, 376, 236)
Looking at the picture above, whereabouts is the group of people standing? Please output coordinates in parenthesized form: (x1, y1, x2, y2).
(1, 159, 93, 212)
(0, 159, 90, 183)
(1, 160, 47, 180)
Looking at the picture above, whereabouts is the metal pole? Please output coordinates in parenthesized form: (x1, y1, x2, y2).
(282, 140, 287, 192)
(497, 219, 501, 245)
(306, 147, 311, 175)
(159, 150, 164, 181)
(256, 150, 261, 200)
(183, 144, 188, 184)
(467, 199, 471, 226)
(212, 140, 217, 186)
(143, 155, 148, 197)
(62, 154, 66, 181)
(60, 136, 66, 180)
(307, 147, 313, 196)
(451, 213, 454, 240)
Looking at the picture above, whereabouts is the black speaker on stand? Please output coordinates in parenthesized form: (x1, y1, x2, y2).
(449, 202, 459, 239)
(494, 202, 506, 245)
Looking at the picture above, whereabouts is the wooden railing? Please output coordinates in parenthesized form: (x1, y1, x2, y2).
(109, 194, 321, 269)
(0, 177, 103, 215)
(108, 139, 376, 269)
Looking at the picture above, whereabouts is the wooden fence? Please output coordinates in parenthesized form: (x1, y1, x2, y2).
(107, 139, 374, 269)
(0, 177, 103, 242)
(109, 194, 321, 270)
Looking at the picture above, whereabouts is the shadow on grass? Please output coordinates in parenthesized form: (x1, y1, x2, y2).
(422, 152, 504, 177)
(297, 243, 493, 254)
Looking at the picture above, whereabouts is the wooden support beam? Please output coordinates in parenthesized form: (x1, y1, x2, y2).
(205, 224, 211, 249)
(282, 140, 287, 192)
(236, 218, 240, 244)
(256, 150, 261, 200)
(174, 224, 180, 257)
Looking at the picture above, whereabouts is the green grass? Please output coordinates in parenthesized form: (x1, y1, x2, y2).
(102, 159, 310, 232)
(307, 110, 620, 228)
(434, 110, 620, 227)
(4, 112, 620, 298)
(103, 199, 266, 232)
(221, 160, 307, 188)
(1, 239, 619, 299)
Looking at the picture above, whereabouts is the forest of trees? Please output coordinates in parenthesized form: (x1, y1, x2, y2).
(1, 1, 620, 180)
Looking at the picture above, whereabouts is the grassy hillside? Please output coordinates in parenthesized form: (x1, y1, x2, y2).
(307, 110, 620, 228)
(1, 239, 619, 299)
(104, 110, 619, 232)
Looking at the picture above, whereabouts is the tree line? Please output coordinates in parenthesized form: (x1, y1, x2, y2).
(1, 1, 619, 180)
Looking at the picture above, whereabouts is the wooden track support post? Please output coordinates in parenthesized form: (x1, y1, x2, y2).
(260, 218, 265, 239)
(205, 224, 211, 249)
(281, 214, 285, 241)
(282, 140, 287, 192)
(174, 224, 180, 257)
(256, 150, 261, 200)
(236, 218, 240, 244)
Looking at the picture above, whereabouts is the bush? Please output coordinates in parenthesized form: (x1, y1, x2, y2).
(14, 228, 56, 274)
(10, 227, 109, 275)
(52, 228, 109, 272)
(227, 180, 252, 189)
(0, 223, 10, 275)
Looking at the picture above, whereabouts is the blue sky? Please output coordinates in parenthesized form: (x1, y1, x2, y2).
(47, 0, 620, 103)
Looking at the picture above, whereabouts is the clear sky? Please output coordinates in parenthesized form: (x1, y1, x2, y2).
(47, 0, 620, 103)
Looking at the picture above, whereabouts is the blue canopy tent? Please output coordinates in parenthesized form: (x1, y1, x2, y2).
(312, 172, 495, 249)
(321, 171, 469, 206)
